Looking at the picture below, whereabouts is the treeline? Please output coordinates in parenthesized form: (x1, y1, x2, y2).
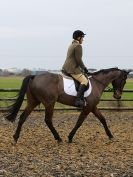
(0, 68, 32, 77)
(0, 68, 133, 78)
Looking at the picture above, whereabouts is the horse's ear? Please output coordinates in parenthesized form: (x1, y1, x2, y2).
(123, 69, 132, 75)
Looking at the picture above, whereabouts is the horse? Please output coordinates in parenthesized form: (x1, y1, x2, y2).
(5, 68, 129, 144)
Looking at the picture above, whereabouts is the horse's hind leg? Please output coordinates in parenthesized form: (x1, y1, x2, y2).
(44, 103, 62, 142)
(13, 102, 38, 143)
(68, 110, 89, 143)
(92, 107, 113, 139)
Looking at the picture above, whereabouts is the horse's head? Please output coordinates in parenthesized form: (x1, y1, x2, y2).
(112, 70, 130, 99)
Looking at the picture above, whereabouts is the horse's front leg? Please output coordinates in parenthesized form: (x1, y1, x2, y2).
(68, 110, 89, 143)
(92, 107, 113, 139)
(45, 104, 62, 143)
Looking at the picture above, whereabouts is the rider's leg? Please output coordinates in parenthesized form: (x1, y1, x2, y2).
(71, 73, 88, 107)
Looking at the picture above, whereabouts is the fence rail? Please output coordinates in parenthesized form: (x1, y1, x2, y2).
(0, 88, 133, 111)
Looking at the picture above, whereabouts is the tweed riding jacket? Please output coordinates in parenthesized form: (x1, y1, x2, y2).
(62, 40, 86, 74)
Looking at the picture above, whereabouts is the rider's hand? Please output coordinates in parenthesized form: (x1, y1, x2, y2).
(84, 67, 88, 74)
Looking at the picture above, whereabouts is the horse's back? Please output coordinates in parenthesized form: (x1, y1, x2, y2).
(32, 72, 59, 88)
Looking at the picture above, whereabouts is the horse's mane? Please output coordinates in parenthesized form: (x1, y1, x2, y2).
(90, 67, 120, 75)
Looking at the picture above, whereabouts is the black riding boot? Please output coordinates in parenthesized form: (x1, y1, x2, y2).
(75, 84, 87, 108)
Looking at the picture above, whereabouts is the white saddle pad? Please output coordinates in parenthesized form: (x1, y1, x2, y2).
(63, 76, 92, 97)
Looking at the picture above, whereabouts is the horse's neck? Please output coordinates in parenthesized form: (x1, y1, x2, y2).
(93, 71, 120, 89)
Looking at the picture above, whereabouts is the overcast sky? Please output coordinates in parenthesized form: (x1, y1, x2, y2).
(0, 0, 133, 70)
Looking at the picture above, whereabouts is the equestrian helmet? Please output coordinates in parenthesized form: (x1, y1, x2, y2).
(73, 30, 86, 39)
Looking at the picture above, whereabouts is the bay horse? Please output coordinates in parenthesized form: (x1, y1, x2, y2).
(5, 68, 129, 143)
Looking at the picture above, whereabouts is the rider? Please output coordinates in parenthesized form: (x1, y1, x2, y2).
(62, 30, 89, 107)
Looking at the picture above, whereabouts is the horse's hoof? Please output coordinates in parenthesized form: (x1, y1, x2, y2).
(105, 138, 115, 145)
(68, 139, 73, 143)
(57, 138, 62, 143)
(13, 135, 18, 144)
(109, 136, 114, 140)
(11, 139, 17, 146)
(109, 137, 119, 143)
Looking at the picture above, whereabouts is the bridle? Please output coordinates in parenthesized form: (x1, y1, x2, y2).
(89, 75, 114, 92)
(89, 71, 127, 93)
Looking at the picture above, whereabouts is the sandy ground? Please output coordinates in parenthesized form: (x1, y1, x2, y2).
(0, 111, 133, 177)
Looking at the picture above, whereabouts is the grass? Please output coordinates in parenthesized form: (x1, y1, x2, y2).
(0, 76, 23, 88)
(0, 76, 133, 108)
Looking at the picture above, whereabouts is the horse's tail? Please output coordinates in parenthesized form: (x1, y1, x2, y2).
(5, 75, 35, 122)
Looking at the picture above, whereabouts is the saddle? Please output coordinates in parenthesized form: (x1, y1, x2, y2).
(61, 70, 89, 92)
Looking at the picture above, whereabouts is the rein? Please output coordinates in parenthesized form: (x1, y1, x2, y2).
(90, 76, 113, 91)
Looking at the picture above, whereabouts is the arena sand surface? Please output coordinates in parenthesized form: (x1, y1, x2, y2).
(0, 111, 133, 177)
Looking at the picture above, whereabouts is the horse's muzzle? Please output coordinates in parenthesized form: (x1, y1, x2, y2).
(113, 90, 122, 100)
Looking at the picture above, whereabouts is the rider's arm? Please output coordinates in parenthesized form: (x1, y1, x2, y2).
(75, 45, 86, 70)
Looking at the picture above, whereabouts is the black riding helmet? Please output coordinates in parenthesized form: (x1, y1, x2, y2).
(73, 30, 86, 40)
